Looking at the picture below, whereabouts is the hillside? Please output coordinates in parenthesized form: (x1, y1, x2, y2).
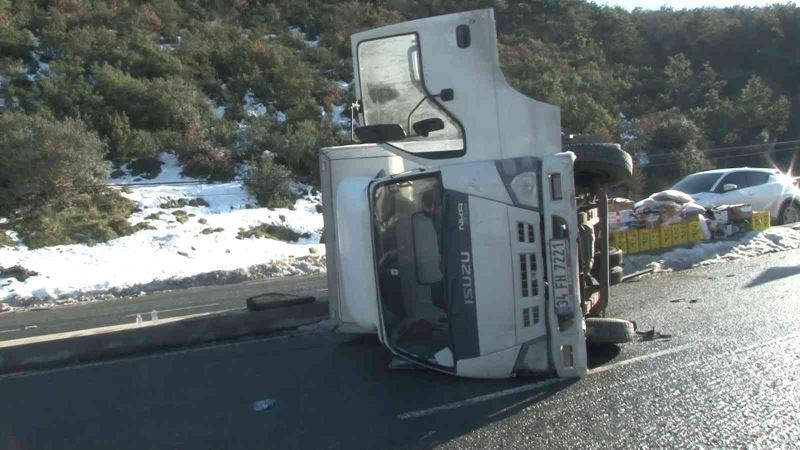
(1, 1, 798, 249)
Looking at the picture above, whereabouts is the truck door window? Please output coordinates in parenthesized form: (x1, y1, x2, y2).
(357, 33, 464, 155)
(372, 175, 453, 368)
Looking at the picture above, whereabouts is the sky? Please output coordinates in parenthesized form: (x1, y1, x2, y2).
(593, 0, 795, 10)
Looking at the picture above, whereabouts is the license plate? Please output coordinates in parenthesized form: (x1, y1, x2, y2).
(549, 239, 573, 316)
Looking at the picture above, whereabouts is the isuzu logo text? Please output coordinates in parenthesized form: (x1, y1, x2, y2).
(457, 202, 467, 231)
(460, 251, 474, 304)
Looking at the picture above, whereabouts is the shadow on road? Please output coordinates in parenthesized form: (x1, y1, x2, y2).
(745, 265, 800, 288)
(0, 331, 579, 450)
(587, 343, 622, 369)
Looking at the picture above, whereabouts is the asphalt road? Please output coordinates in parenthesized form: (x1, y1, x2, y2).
(1, 249, 799, 449)
(0, 274, 328, 341)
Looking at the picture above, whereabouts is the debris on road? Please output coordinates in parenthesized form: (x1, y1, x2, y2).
(253, 399, 277, 412)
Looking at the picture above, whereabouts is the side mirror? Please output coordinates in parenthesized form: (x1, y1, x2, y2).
(723, 183, 738, 192)
(355, 124, 407, 143)
(412, 118, 445, 137)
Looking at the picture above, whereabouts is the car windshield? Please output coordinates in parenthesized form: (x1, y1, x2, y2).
(672, 172, 721, 194)
(357, 33, 464, 154)
(371, 175, 453, 369)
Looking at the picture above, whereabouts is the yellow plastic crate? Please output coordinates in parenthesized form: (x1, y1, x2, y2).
(751, 211, 770, 231)
(671, 223, 688, 245)
(648, 228, 660, 249)
(626, 230, 640, 253)
(610, 232, 627, 254)
(638, 229, 651, 252)
(659, 225, 673, 248)
(686, 219, 703, 242)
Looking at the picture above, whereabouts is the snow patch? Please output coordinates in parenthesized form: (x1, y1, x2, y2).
(215, 105, 226, 119)
(243, 90, 267, 117)
(0, 153, 325, 309)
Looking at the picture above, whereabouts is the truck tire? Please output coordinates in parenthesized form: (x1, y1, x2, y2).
(609, 247, 623, 267)
(609, 266, 624, 285)
(563, 143, 633, 187)
(585, 317, 635, 344)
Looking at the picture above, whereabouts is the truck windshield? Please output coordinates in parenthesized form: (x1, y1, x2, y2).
(357, 33, 464, 154)
(371, 175, 453, 369)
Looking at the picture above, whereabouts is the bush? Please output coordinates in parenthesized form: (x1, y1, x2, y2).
(244, 157, 295, 208)
(180, 146, 237, 181)
(12, 189, 138, 249)
(0, 111, 108, 214)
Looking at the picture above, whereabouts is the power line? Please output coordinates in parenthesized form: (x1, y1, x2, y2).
(643, 139, 800, 159)
(642, 145, 800, 168)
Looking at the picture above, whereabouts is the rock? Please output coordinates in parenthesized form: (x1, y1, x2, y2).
(0, 265, 40, 282)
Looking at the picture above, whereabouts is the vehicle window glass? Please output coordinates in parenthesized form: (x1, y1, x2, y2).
(746, 171, 770, 186)
(716, 172, 751, 192)
(372, 175, 452, 368)
(357, 34, 464, 154)
(672, 172, 720, 194)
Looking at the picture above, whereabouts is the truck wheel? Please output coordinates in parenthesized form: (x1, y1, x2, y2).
(564, 143, 633, 187)
(609, 266, 624, 285)
(609, 247, 623, 267)
(585, 317, 635, 345)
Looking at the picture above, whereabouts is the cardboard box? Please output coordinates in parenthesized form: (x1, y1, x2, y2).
(610, 232, 627, 253)
(659, 225, 673, 248)
(638, 229, 652, 252)
(626, 230, 640, 253)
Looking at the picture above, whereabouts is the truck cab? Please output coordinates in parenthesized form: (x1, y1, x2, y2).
(320, 9, 631, 379)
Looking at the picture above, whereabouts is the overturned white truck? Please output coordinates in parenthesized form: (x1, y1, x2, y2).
(319, 9, 633, 379)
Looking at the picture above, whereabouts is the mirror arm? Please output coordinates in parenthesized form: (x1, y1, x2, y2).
(406, 95, 430, 135)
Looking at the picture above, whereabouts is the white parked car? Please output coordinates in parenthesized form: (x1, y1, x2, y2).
(672, 167, 800, 224)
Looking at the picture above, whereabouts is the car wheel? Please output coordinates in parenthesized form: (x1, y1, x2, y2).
(779, 199, 800, 225)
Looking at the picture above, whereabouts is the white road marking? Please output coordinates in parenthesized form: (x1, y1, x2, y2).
(587, 344, 695, 375)
(24, 325, 38, 331)
(397, 379, 563, 420)
(124, 303, 220, 318)
(0, 328, 21, 334)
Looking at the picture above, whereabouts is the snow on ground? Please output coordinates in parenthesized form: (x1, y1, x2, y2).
(243, 90, 267, 117)
(0, 153, 324, 309)
(625, 223, 800, 272)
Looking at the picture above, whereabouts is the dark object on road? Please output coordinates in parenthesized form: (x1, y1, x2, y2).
(246, 293, 315, 312)
(634, 326, 672, 341)
(585, 318, 635, 344)
(0, 265, 40, 282)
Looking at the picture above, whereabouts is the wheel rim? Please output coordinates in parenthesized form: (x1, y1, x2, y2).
(783, 203, 800, 224)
